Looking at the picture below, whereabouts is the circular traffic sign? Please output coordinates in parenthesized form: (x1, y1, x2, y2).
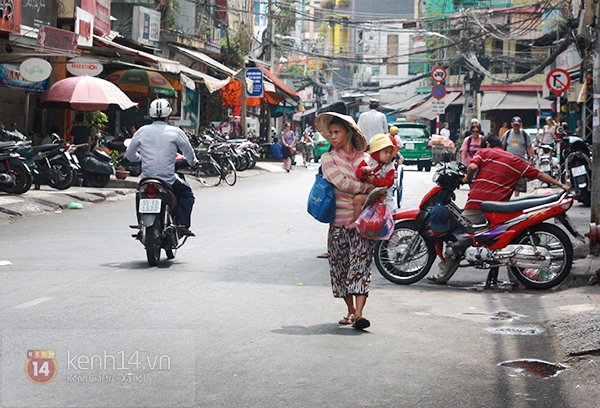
(431, 66, 447, 83)
(546, 68, 571, 95)
(431, 84, 446, 100)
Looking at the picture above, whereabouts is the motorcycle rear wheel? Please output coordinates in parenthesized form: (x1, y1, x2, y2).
(509, 223, 573, 290)
(48, 159, 75, 190)
(84, 173, 110, 188)
(374, 220, 436, 284)
(145, 223, 162, 266)
(127, 163, 142, 177)
(0, 160, 32, 194)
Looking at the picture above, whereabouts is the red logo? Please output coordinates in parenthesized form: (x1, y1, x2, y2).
(25, 349, 58, 384)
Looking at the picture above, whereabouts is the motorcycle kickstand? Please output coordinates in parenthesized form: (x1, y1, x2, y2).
(485, 267, 500, 289)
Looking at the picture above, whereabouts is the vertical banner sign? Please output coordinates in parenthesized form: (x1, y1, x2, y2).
(132, 6, 161, 47)
(81, 0, 110, 36)
(183, 87, 199, 131)
(245, 67, 263, 98)
(75, 7, 94, 47)
(0, 0, 21, 34)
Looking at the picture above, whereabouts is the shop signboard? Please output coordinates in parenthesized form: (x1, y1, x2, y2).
(21, 0, 52, 29)
(0, 0, 21, 34)
(245, 67, 263, 98)
(19, 58, 52, 82)
(66, 57, 103, 76)
(132, 6, 160, 47)
(36, 26, 78, 55)
(81, 0, 110, 36)
(0, 64, 48, 92)
(75, 7, 94, 47)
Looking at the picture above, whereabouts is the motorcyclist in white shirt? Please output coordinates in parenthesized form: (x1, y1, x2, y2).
(127, 99, 199, 236)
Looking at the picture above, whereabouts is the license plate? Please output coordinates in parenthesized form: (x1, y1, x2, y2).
(571, 165, 586, 177)
(139, 199, 161, 213)
(541, 164, 550, 171)
(405, 143, 414, 150)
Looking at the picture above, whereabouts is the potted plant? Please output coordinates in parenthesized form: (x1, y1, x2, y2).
(111, 150, 129, 179)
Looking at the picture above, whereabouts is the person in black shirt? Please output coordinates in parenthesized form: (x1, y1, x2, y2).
(70, 113, 92, 152)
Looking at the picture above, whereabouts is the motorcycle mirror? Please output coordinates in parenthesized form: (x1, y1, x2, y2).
(124, 138, 132, 148)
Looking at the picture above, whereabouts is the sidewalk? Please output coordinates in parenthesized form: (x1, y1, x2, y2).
(0, 161, 288, 225)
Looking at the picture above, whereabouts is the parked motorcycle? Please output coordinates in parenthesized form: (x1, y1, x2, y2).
(538, 144, 560, 185)
(132, 175, 192, 266)
(0, 141, 32, 194)
(72, 145, 115, 187)
(374, 162, 581, 290)
(559, 135, 592, 207)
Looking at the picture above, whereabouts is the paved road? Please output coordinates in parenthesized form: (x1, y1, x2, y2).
(1, 164, 599, 407)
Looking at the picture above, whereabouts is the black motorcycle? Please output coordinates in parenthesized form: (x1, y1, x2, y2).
(132, 176, 192, 266)
(0, 126, 77, 191)
(559, 134, 592, 207)
(0, 141, 32, 194)
(72, 146, 115, 188)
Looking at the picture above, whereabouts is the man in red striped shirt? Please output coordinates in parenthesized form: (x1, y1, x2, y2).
(427, 134, 569, 284)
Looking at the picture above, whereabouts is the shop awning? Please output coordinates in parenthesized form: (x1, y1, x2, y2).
(481, 92, 552, 111)
(93, 35, 180, 74)
(400, 92, 461, 120)
(179, 65, 230, 93)
(171, 45, 236, 77)
(383, 93, 429, 111)
(292, 107, 317, 121)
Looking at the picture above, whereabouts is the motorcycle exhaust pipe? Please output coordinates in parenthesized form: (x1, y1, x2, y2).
(165, 225, 178, 247)
(0, 173, 13, 183)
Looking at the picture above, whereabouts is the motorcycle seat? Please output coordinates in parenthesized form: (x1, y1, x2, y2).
(480, 193, 562, 213)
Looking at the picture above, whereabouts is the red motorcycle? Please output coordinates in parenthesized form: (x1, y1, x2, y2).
(374, 163, 581, 289)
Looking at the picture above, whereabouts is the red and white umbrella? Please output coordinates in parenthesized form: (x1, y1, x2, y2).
(41, 76, 138, 111)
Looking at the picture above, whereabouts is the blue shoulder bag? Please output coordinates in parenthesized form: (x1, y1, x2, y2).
(307, 171, 336, 223)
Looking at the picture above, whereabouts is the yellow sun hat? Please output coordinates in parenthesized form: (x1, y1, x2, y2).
(369, 133, 398, 156)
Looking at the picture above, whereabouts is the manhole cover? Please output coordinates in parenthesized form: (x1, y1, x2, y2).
(498, 359, 568, 378)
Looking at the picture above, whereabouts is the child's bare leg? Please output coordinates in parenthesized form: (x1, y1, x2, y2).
(346, 194, 367, 229)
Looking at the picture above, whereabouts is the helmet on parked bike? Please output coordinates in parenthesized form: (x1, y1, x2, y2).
(149, 99, 172, 119)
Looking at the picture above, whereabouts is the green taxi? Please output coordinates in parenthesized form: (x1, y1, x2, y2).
(392, 122, 433, 172)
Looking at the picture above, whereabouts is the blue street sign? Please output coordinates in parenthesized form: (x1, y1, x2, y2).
(246, 67, 264, 98)
(431, 84, 446, 100)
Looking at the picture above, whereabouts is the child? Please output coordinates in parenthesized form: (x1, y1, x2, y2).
(346, 133, 398, 229)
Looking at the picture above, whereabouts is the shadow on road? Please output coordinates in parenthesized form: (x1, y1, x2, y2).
(271, 323, 371, 336)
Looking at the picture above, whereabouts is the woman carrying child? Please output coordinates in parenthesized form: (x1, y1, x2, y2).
(315, 112, 376, 330)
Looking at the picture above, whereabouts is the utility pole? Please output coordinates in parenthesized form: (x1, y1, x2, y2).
(591, 26, 600, 254)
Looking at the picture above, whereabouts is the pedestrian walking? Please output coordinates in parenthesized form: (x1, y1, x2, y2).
(315, 111, 375, 330)
(357, 99, 388, 147)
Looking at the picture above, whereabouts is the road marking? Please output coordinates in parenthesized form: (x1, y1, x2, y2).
(13, 297, 53, 309)
(0, 260, 12, 266)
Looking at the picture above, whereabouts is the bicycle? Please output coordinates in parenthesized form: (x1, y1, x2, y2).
(194, 143, 237, 187)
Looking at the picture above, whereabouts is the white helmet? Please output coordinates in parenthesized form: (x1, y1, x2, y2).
(149, 99, 172, 119)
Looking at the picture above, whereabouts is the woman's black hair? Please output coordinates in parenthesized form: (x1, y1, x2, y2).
(329, 116, 350, 130)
